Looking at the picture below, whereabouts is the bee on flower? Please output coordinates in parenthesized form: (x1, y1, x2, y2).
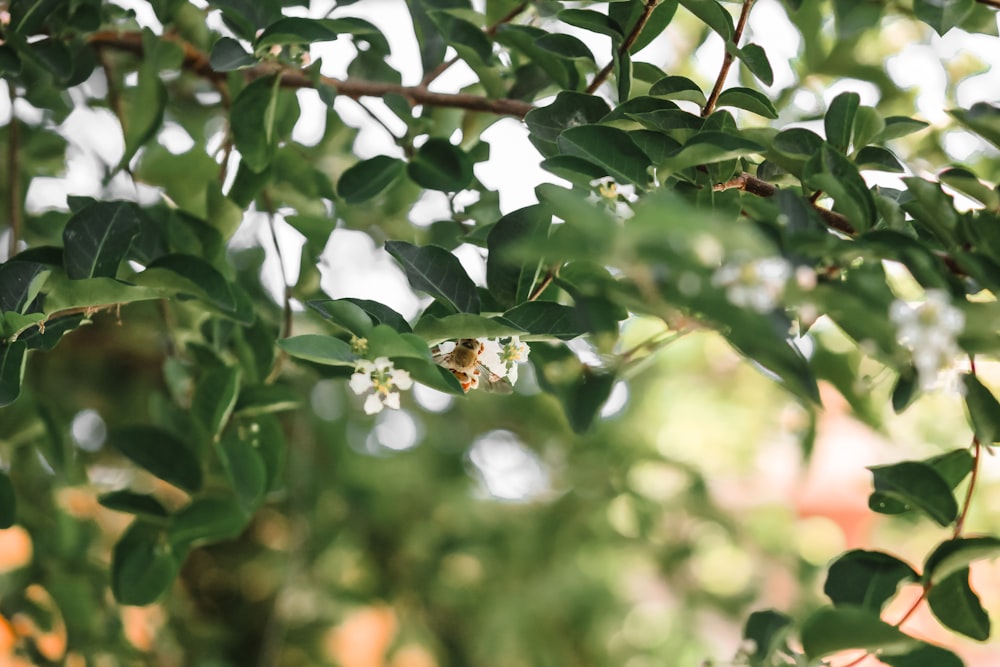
(433, 336, 530, 393)
(889, 289, 965, 391)
(349, 357, 413, 414)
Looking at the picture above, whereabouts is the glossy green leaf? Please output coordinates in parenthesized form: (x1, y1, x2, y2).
(0, 342, 27, 408)
(855, 145, 904, 172)
(62, 201, 141, 280)
(531, 343, 616, 433)
(111, 520, 178, 605)
(648, 76, 706, 105)
(120, 65, 167, 167)
(0, 469, 15, 528)
(168, 496, 249, 550)
(628, 0, 678, 53)
(678, 0, 733, 38)
(914, 0, 975, 35)
(926, 568, 989, 640)
(98, 490, 169, 518)
(878, 116, 930, 142)
(742, 610, 791, 663)
(109, 425, 203, 493)
(880, 643, 964, 667)
(924, 537, 1000, 584)
(338, 155, 406, 203)
(824, 550, 918, 612)
(825, 91, 860, 153)
(800, 606, 919, 659)
(557, 9, 624, 41)
(135, 254, 239, 317)
(308, 299, 375, 337)
(407, 138, 474, 192)
(772, 127, 824, 159)
(429, 12, 492, 64)
(278, 334, 357, 366)
(216, 430, 267, 513)
(486, 204, 551, 308)
(852, 105, 885, 149)
(232, 384, 300, 416)
(534, 33, 595, 62)
(255, 16, 339, 48)
(499, 302, 585, 340)
(365, 325, 433, 361)
(660, 131, 765, 173)
(208, 36, 257, 71)
(948, 102, 1000, 150)
(193, 366, 241, 438)
(231, 75, 299, 172)
(385, 241, 480, 313)
(867, 460, 957, 526)
(963, 373, 1000, 444)
(939, 167, 1000, 209)
(803, 143, 877, 230)
(735, 42, 773, 86)
(525, 92, 611, 147)
(413, 314, 525, 343)
(556, 125, 652, 186)
(0, 259, 47, 313)
(339, 299, 412, 333)
(714, 87, 778, 118)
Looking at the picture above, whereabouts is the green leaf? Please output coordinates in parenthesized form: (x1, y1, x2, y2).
(660, 131, 765, 174)
(429, 12, 493, 65)
(209, 36, 257, 71)
(109, 425, 203, 493)
(499, 302, 585, 340)
(366, 325, 433, 361)
(939, 167, 1000, 209)
(772, 127, 824, 159)
(486, 204, 551, 308)
(867, 460, 957, 526)
(852, 105, 885, 150)
(678, 0, 734, 38)
(135, 254, 238, 316)
(338, 155, 406, 203)
(278, 335, 357, 367)
(111, 520, 178, 605)
(556, 125, 652, 186)
(714, 87, 778, 119)
(168, 496, 249, 550)
(0, 469, 15, 528)
(255, 16, 339, 49)
(338, 299, 412, 333)
(232, 384, 300, 417)
(62, 201, 141, 280)
(825, 91, 860, 153)
(308, 299, 374, 337)
(557, 9, 624, 41)
(924, 537, 1000, 585)
(231, 75, 299, 172)
(914, 0, 975, 35)
(648, 76, 706, 105)
(407, 138, 474, 192)
(534, 33, 595, 62)
(803, 143, 877, 231)
(800, 607, 920, 659)
(385, 241, 480, 314)
(525, 92, 612, 150)
(824, 550, 919, 612)
(926, 568, 990, 640)
(735, 42, 773, 86)
(532, 343, 616, 433)
(120, 64, 167, 167)
(834, 0, 885, 38)
(948, 102, 1000, 151)
(963, 373, 1000, 444)
(878, 116, 930, 142)
(0, 342, 27, 408)
(0, 259, 47, 313)
(193, 366, 241, 438)
(413, 313, 525, 343)
(880, 643, 964, 667)
(98, 490, 169, 518)
(392, 357, 465, 395)
(743, 610, 791, 663)
(216, 430, 267, 514)
(855, 145, 904, 172)
(628, 0, 678, 53)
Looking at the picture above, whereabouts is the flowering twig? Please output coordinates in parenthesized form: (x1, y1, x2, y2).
(702, 0, 755, 117)
(6, 84, 21, 259)
(586, 0, 659, 94)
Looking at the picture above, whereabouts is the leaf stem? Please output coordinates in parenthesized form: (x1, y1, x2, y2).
(527, 269, 555, 301)
(6, 83, 21, 260)
(702, 0, 755, 117)
(586, 0, 659, 95)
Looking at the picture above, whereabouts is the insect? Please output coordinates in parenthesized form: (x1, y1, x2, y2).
(432, 338, 513, 394)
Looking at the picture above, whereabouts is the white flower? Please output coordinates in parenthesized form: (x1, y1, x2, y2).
(890, 290, 965, 391)
(712, 257, 792, 313)
(349, 357, 412, 414)
(586, 177, 635, 220)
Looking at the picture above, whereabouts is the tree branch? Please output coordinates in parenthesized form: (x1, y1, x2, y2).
(87, 31, 533, 119)
(7, 84, 21, 260)
(702, 0, 755, 117)
(586, 0, 659, 95)
(976, 0, 1000, 8)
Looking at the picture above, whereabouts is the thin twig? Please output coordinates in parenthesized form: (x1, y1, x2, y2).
(527, 270, 555, 301)
(702, 0, 756, 117)
(262, 193, 292, 384)
(7, 83, 21, 260)
(355, 99, 407, 154)
(586, 0, 659, 94)
(976, 0, 1000, 8)
(713, 172, 856, 235)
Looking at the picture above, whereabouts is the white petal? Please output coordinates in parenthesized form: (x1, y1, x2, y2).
(392, 369, 413, 390)
(349, 372, 373, 395)
(507, 364, 519, 385)
(363, 393, 384, 414)
(384, 392, 401, 410)
(373, 356, 392, 370)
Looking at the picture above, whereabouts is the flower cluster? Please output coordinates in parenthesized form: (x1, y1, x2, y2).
(349, 357, 413, 415)
(482, 336, 531, 386)
(889, 290, 965, 391)
(711, 257, 792, 313)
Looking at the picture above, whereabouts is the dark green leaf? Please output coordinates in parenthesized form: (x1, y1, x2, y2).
(833, 0, 885, 38)
(825, 91, 860, 153)
(824, 550, 918, 612)
(534, 33, 595, 62)
(963, 373, 1000, 444)
(429, 12, 493, 64)
(0, 469, 15, 528)
(852, 106, 885, 149)
(880, 643, 964, 667)
(743, 610, 791, 663)
(557, 125, 652, 186)
(924, 537, 1000, 584)
(385, 241, 480, 313)
(714, 87, 778, 118)
(366, 325, 433, 361)
(98, 490, 169, 518)
(660, 131, 765, 173)
(878, 116, 930, 142)
(232, 384, 300, 416)
(939, 167, 1000, 209)
(338, 155, 406, 203)
(525, 92, 612, 147)
(867, 460, 957, 526)
(413, 313, 525, 342)
(948, 102, 1000, 151)
(209, 36, 257, 71)
(135, 254, 240, 317)
(532, 343, 616, 433)
(855, 145, 904, 172)
(193, 366, 241, 438)
(803, 143, 877, 230)
(0, 259, 46, 313)
(678, 0, 733, 38)
(648, 76, 706, 105)
(231, 76, 299, 172)
(499, 302, 585, 339)
(278, 335, 357, 366)
(926, 568, 989, 640)
(407, 138, 474, 192)
(736, 42, 773, 86)
(772, 127, 824, 159)
(217, 430, 267, 514)
(486, 204, 551, 308)
(255, 16, 339, 48)
(557, 9, 624, 40)
(340, 299, 412, 333)
(914, 0, 975, 35)
(168, 496, 249, 550)
(800, 607, 919, 659)
(111, 520, 178, 605)
(0, 342, 28, 408)
(630, 0, 678, 53)
(308, 299, 375, 337)
(109, 425, 203, 492)
(62, 201, 141, 280)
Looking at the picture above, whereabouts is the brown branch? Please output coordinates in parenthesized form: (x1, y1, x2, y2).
(976, 0, 1000, 8)
(702, 0, 755, 117)
(87, 30, 532, 119)
(713, 172, 857, 235)
(527, 270, 555, 301)
(7, 84, 21, 259)
(586, 0, 659, 95)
